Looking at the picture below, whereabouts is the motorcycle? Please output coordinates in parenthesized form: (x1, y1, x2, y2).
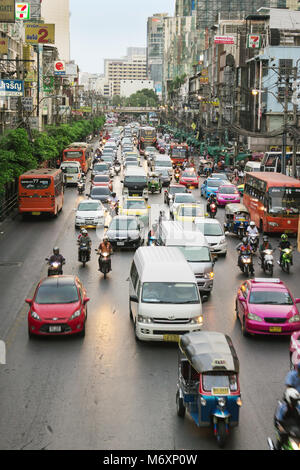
(237, 250, 254, 277)
(96, 250, 112, 279)
(110, 200, 119, 216)
(279, 248, 293, 273)
(208, 202, 217, 219)
(261, 249, 274, 276)
(174, 170, 180, 183)
(78, 241, 90, 267)
(77, 179, 85, 195)
(46, 258, 64, 276)
(248, 234, 259, 253)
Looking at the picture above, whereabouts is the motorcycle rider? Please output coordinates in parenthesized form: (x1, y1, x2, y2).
(274, 388, 300, 449)
(279, 233, 293, 266)
(77, 228, 91, 261)
(97, 237, 113, 272)
(259, 235, 273, 264)
(207, 193, 217, 215)
(285, 362, 300, 393)
(48, 247, 65, 274)
(247, 220, 259, 237)
(110, 192, 119, 214)
(236, 236, 254, 275)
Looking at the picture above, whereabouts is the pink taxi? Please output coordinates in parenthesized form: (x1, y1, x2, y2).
(216, 184, 240, 206)
(290, 331, 300, 369)
(235, 278, 300, 337)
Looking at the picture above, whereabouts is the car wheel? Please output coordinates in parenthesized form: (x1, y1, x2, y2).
(242, 316, 249, 337)
(28, 328, 35, 339)
(78, 322, 86, 338)
(176, 390, 185, 418)
(134, 320, 140, 342)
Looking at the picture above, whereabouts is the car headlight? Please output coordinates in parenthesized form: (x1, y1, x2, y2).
(219, 237, 226, 244)
(31, 311, 41, 321)
(190, 315, 203, 325)
(70, 309, 81, 320)
(137, 315, 152, 324)
(248, 312, 263, 322)
(204, 272, 214, 280)
(289, 315, 300, 323)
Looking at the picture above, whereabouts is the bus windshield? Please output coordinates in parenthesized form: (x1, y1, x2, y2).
(64, 151, 83, 159)
(268, 187, 300, 215)
(172, 148, 186, 157)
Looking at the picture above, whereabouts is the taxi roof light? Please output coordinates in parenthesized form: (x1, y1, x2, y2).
(252, 278, 281, 284)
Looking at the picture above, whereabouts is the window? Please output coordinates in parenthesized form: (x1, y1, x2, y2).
(35, 284, 79, 304)
(130, 262, 139, 289)
(21, 178, 51, 190)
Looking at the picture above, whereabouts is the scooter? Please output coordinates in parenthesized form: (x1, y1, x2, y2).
(174, 170, 180, 183)
(248, 234, 259, 253)
(78, 241, 90, 267)
(279, 248, 293, 273)
(96, 250, 112, 279)
(77, 179, 85, 195)
(237, 250, 254, 277)
(46, 258, 64, 276)
(261, 249, 274, 276)
(208, 202, 217, 219)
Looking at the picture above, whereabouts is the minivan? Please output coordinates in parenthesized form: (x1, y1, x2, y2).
(60, 161, 82, 185)
(122, 167, 148, 198)
(129, 246, 203, 342)
(154, 221, 215, 294)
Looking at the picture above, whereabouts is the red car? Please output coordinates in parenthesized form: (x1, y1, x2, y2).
(26, 275, 89, 338)
(179, 169, 199, 188)
(91, 174, 113, 191)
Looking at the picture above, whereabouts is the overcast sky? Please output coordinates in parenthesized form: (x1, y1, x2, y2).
(70, 0, 175, 74)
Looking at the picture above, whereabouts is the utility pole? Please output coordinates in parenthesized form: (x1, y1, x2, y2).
(282, 75, 290, 176)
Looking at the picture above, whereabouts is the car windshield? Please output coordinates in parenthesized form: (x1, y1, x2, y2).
(78, 202, 100, 211)
(177, 246, 211, 262)
(126, 161, 138, 166)
(179, 206, 203, 217)
(268, 187, 300, 216)
(94, 176, 109, 182)
(170, 186, 186, 194)
(207, 180, 223, 188)
(21, 178, 51, 190)
(35, 284, 79, 304)
(91, 187, 110, 195)
(63, 167, 78, 174)
(146, 147, 155, 152)
(94, 164, 108, 171)
(123, 200, 146, 209)
(155, 161, 172, 167)
(110, 218, 138, 230)
(219, 186, 238, 194)
(195, 222, 223, 236)
(249, 290, 294, 305)
(141, 282, 199, 304)
(182, 171, 196, 177)
(124, 176, 147, 184)
(202, 373, 238, 392)
(175, 195, 195, 203)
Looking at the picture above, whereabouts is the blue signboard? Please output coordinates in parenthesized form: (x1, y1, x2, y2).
(0, 80, 24, 96)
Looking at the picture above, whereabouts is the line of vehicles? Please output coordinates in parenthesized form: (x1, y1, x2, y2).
(17, 117, 300, 449)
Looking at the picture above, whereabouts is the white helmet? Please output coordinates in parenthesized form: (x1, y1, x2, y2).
(250, 221, 255, 227)
(285, 388, 300, 407)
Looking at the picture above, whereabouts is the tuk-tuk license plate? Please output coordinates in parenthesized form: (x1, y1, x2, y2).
(133, 194, 139, 197)
(163, 334, 180, 342)
(269, 327, 282, 333)
(117, 242, 125, 246)
(49, 326, 61, 333)
(32, 212, 41, 216)
(212, 387, 230, 396)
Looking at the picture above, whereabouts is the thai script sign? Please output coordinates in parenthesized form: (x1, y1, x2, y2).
(0, 79, 24, 96)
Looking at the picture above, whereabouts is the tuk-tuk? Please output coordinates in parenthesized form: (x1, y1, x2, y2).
(224, 203, 250, 238)
(177, 331, 242, 448)
(147, 172, 162, 194)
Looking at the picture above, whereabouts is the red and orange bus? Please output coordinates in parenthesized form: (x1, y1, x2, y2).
(243, 172, 300, 234)
(170, 143, 188, 167)
(18, 168, 64, 217)
(62, 142, 91, 174)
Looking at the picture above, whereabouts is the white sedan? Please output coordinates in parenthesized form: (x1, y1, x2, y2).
(75, 200, 106, 229)
(194, 217, 227, 256)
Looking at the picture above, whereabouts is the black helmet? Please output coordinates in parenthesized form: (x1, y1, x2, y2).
(53, 246, 59, 255)
(111, 192, 116, 198)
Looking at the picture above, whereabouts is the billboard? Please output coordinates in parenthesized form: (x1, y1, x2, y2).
(214, 36, 235, 45)
(0, 0, 15, 23)
(25, 22, 55, 44)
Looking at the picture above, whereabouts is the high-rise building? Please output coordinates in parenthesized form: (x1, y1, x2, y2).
(104, 48, 148, 96)
(41, 0, 70, 62)
(175, 0, 196, 16)
(147, 13, 168, 97)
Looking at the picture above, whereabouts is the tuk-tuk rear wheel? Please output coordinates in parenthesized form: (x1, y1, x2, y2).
(176, 391, 185, 418)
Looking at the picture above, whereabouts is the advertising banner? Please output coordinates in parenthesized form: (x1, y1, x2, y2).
(54, 60, 66, 76)
(214, 36, 235, 45)
(0, 79, 24, 96)
(0, 0, 15, 23)
(25, 22, 55, 44)
(16, 3, 30, 20)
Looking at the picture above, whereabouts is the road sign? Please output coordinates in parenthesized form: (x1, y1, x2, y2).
(16, 3, 30, 20)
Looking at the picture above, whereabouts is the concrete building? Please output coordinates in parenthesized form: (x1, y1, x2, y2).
(120, 80, 154, 98)
(147, 13, 168, 98)
(104, 48, 148, 96)
(41, 0, 70, 62)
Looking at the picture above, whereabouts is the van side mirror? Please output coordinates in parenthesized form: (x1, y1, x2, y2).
(130, 294, 138, 303)
(201, 295, 209, 303)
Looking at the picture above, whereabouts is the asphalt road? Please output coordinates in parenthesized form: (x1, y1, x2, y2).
(0, 144, 299, 450)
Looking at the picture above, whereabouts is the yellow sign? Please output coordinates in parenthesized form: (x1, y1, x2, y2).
(0, 37, 8, 54)
(0, 0, 15, 23)
(25, 23, 55, 44)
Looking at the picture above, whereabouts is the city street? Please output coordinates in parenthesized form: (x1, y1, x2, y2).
(0, 143, 299, 450)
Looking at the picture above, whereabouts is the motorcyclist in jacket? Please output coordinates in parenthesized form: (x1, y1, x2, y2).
(259, 235, 273, 264)
(48, 247, 65, 273)
(236, 237, 254, 275)
(97, 237, 113, 271)
(207, 193, 217, 213)
(274, 387, 300, 449)
(279, 233, 293, 266)
(246, 220, 259, 237)
(77, 229, 91, 261)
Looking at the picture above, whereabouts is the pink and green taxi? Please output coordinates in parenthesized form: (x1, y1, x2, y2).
(216, 184, 240, 206)
(235, 278, 300, 336)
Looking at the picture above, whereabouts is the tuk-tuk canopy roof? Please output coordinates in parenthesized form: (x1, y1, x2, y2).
(179, 331, 239, 374)
(224, 203, 249, 215)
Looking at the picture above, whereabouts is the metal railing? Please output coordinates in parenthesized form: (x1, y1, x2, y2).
(0, 192, 18, 221)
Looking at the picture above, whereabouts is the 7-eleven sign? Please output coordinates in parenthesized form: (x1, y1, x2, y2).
(16, 3, 30, 20)
(247, 34, 261, 49)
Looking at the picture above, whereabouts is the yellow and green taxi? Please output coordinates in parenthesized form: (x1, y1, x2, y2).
(174, 203, 205, 224)
(119, 197, 150, 224)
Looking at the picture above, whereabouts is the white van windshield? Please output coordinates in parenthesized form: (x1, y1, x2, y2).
(141, 282, 199, 304)
(177, 246, 211, 262)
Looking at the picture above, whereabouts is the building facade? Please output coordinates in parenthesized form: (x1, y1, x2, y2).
(41, 0, 70, 62)
(147, 13, 168, 98)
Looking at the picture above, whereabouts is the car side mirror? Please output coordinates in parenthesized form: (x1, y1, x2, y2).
(201, 295, 209, 303)
(25, 298, 32, 305)
(84, 297, 90, 304)
(238, 295, 245, 302)
(130, 294, 138, 303)
(295, 298, 300, 304)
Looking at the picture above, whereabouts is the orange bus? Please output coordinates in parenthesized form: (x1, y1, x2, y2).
(243, 172, 300, 234)
(62, 142, 91, 174)
(18, 168, 64, 217)
(170, 143, 188, 167)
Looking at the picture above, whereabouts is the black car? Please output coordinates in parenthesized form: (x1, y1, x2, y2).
(157, 168, 171, 187)
(106, 215, 144, 249)
(164, 184, 188, 205)
(89, 186, 112, 203)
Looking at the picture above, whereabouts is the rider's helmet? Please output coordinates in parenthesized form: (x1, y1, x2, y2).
(285, 388, 300, 408)
(250, 221, 255, 227)
(263, 235, 269, 243)
(281, 233, 288, 242)
(242, 237, 248, 245)
(53, 247, 59, 255)
(82, 229, 88, 237)
(111, 192, 116, 199)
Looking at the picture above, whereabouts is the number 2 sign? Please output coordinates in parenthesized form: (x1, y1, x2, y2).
(25, 23, 55, 45)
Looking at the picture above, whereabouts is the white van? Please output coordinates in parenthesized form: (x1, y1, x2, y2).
(154, 221, 215, 294)
(60, 161, 82, 185)
(129, 246, 203, 342)
(244, 161, 261, 172)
